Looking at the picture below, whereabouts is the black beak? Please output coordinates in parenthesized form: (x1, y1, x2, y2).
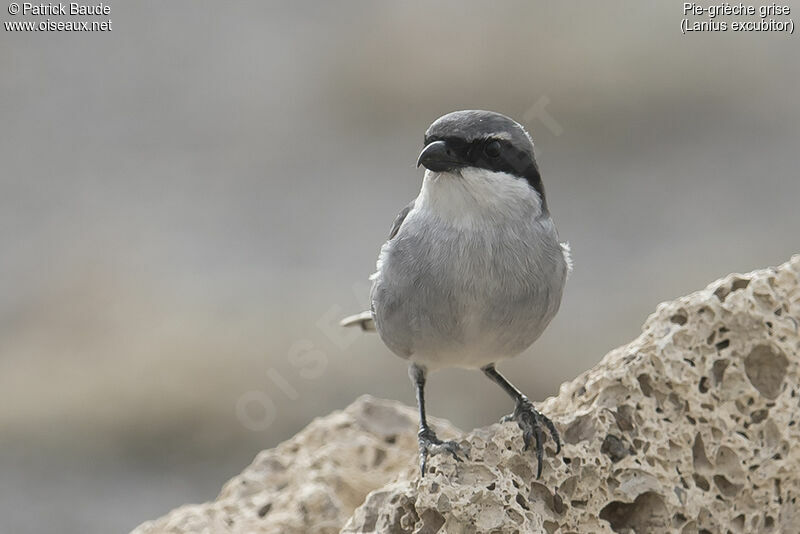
(416, 140, 464, 172)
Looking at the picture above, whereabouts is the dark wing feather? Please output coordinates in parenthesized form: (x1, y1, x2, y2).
(388, 200, 415, 240)
(341, 201, 414, 332)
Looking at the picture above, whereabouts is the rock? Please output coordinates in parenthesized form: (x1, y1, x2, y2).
(131, 397, 458, 534)
(133, 256, 800, 534)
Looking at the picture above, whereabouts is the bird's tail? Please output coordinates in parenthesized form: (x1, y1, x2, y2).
(339, 310, 376, 332)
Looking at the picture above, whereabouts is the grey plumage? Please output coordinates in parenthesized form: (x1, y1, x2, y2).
(371, 190, 568, 370)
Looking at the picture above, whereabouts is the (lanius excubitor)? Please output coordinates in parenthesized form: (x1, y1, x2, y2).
(342, 110, 571, 478)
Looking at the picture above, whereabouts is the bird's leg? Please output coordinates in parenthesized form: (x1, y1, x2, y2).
(410, 363, 463, 475)
(481, 363, 561, 478)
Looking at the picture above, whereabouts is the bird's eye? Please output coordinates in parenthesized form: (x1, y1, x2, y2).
(484, 140, 501, 158)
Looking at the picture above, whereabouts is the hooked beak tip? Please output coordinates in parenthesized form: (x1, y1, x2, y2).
(417, 140, 458, 172)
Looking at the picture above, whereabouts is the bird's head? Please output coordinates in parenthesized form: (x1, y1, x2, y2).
(416, 110, 547, 215)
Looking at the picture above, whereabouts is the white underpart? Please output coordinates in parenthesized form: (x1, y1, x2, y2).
(372, 167, 544, 280)
(414, 167, 544, 227)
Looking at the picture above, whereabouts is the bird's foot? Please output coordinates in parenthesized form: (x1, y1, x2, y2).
(418, 427, 464, 476)
(501, 397, 561, 479)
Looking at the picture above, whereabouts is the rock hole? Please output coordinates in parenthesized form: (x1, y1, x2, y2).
(515, 493, 530, 511)
(731, 277, 750, 291)
(599, 492, 668, 533)
(506, 508, 524, 525)
(698, 377, 709, 393)
(693, 474, 710, 491)
(715, 339, 730, 351)
(601, 434, 629, 463)
(418, 509, 445, 534)
(564, 414, 596, 444)
(713, 475, 742, 497)
(712, 278, 751, 301)
(530, 482, 554, 512)
(543, 520, 558, 534)
(714, 285, 731, 301)
(671, 312, 688, 325)
(257, 503, 272, 518)
(553, 492, 565, 514)
(614, 405, 635, 431)
(765, 515, 775, 530)
(744, 344, 788, 399)
(711, 359, 729, 385)
(559, 476, 577, 497)
(637, 374, 654, 397)
(715, 446, 744, 481)
(732, 514, 745, 532)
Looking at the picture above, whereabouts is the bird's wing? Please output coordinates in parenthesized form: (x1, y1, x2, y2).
(388, 200, 415, 240)
(341, 201, 415, 331)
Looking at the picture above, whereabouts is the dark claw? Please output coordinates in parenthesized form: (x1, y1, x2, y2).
(503, 398, 561, 479)
(533, 424, 545, 478)
(540, 413, 562, 454)
(418, 427, 465, 476)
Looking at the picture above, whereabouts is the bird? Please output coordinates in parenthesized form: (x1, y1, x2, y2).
(341, 110, 571, 478)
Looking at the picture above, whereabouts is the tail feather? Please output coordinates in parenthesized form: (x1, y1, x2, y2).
(340, 310, 376, 332)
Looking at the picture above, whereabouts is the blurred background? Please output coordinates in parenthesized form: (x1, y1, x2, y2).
(1, 1, 798, 532)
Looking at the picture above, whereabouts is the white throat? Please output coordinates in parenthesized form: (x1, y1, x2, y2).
(415, 167, 544, 228)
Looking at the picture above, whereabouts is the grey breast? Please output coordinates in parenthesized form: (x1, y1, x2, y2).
(371, 209, 567, 362)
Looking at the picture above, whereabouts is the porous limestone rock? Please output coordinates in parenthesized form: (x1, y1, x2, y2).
(132, 397, 455, 534)
(134, 256, 800, 534)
